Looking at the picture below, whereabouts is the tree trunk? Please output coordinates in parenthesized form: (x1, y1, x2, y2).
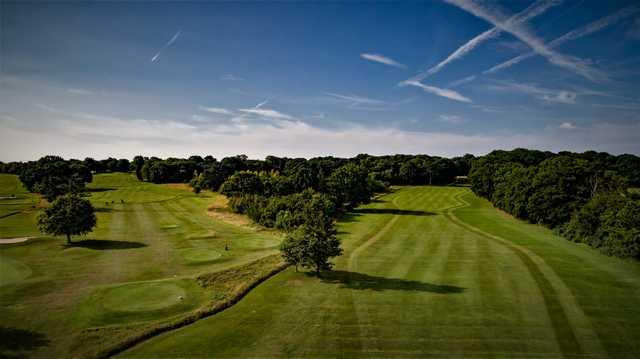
(66, 233, 71, 244)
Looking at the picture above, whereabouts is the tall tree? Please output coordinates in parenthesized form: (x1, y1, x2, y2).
(38, 193, 97, 244)
(280, 210, 341, 276)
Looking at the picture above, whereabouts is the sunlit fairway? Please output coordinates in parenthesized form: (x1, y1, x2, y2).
(121, 186, 640, 358)
(2, 175, 640, 358)
(0, 173, 281, 358)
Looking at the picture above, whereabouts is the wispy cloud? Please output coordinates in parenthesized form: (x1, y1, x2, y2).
(199, 106, 232, 115)
(484, 4, 640, 75)
(401, 80, 472, 103)
(487, 81, 577, 104)
(592, 103, 640, 111)
(151, 30, 181, 62)
(559, 122, 576, 129)
(324, 92, 385, 105)
(409, 0, 560, 82)
(443, 0, 603, 82)
(449, 75, 477, 88)
(237, 108, 293, 120)
(221, 74, 244, 81)
(67, 88, 93, 95)
(361, 53, 407, 69)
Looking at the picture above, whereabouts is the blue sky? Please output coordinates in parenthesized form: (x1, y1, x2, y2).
(1, 0, 639, 160)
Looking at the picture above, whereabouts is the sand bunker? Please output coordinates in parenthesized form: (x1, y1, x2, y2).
(0, 237, 33, 244)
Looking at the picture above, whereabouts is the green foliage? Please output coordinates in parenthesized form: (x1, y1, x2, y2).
(18, 156, 92, 201)
(219, 171, 263, 197)
(280, 216, 341, 275)
(469, 148, 638, 259)
(564, 193, 640, 258)
(327, 163, 373, 209)
(38, 193, 97, 243)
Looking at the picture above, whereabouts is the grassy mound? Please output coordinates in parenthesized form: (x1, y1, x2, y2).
(101, 282, 187, 312)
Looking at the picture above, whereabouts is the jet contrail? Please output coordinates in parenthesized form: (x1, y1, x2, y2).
(407, 0, 561, 83)
(151, 30, 182, 62)
(443, 0, 602, 82)
(484, 4, 640, 75)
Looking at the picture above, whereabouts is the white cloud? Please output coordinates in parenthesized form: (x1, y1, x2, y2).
(361, 53, 407, 69)
(151, 30, 181, 62)
(401, 80, 473, 103)
(237, 108, 294, 120)
(199, 106, 232, 115)
(443, 0, 603, 82)
(409, 0, 560, 83)
(559, 122, 576, 129)
(2, 110, 639, 161)
(221, 74, 244, 81)
(484, 4, 639, 75)
(439, 115, 465, 124)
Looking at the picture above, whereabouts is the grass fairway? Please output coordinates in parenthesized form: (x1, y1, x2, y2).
(121, 186, 640, 358)
(0, 173, 282, 358)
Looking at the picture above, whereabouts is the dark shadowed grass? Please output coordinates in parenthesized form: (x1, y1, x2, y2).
(351, 208, 436, 216)
(63, 239, 148, 250)
(317, 270, 465, 293)
(0, 326, 50, 358)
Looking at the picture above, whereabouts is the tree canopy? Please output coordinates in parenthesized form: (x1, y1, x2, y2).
(38, 193, 97, 243)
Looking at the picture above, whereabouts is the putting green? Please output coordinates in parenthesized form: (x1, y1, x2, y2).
(0, 255, 32, 286)
(101, 282, 186, 312)
(179, 248, 222, 263)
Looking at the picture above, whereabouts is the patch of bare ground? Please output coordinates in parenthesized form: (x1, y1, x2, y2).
(206, 195, 258, 229)
(162, 183, 191, 191)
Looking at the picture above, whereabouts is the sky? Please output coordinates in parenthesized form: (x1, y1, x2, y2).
(1, 0, 640, 161)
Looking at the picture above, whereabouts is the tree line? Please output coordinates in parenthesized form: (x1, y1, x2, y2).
(469, 149, 640, 259)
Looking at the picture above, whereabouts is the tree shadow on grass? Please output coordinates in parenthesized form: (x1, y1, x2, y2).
(86, 187, 115, 193)
(317, 270, 465, 294)
(63, 239, 147, 250)
(351, 208, 436, 216)
(0, 326, 49, 358)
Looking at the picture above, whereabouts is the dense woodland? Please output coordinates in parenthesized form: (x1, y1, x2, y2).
(2, 149, 639, 259)
(468, 149, 640, 258)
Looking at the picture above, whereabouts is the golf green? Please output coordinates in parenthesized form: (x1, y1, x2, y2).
(101, 282, 187, 312)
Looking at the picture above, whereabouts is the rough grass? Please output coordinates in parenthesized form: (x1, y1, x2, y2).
(0, 173, 283, 358)
(121, 186, 640, 358)
(0, 174, 41, 238)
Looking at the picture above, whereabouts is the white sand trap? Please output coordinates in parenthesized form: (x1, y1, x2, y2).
(0, 237, 33, 244)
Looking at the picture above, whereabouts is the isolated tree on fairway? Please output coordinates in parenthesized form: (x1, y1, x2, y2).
(280, 211, 342, 276)
(38, 193, 97, 244)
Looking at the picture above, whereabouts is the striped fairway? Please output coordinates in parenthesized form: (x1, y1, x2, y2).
(120, 186, 640, 358)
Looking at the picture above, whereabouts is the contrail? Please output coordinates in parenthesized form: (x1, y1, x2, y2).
(151, 30, 182, 62)
(443, 0, 602, 82)
(484, 4, 640, 75)
(407, 0, 561, 83)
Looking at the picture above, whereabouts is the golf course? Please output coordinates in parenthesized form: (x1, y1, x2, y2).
(1, 173, 639, 357)
(0, 173, 283, 358)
